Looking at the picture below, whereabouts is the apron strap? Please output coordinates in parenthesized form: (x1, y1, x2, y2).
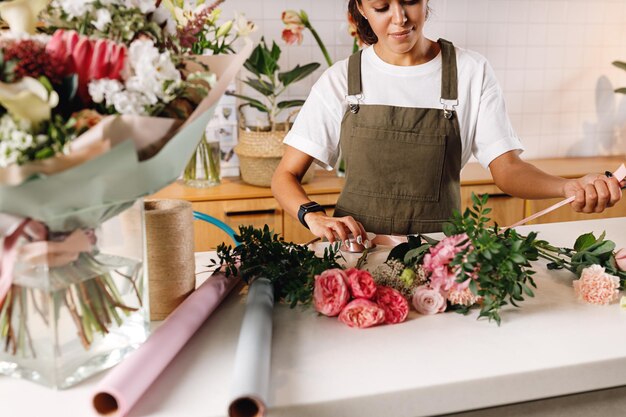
(347, 50, 363, 96)
(438, 38, 458, 101)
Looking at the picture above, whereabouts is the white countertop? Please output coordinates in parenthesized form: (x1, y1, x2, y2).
(2, 217, 626, 417)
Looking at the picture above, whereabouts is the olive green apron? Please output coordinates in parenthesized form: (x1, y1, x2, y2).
(334, 39, 462, 234)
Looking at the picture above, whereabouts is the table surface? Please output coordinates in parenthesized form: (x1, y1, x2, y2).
(2, 217, 626, 417)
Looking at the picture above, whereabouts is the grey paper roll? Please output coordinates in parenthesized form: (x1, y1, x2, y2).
(229, 278, 274, 417)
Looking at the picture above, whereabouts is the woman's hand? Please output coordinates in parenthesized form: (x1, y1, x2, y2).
(305, 212, 369, 246)
(563, 173, 624, 213)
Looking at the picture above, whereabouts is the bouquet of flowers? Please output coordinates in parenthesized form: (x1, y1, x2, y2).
(0, 0, 251, 389)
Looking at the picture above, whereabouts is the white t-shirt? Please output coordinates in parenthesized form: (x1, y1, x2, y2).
(284, 44, 523, 170)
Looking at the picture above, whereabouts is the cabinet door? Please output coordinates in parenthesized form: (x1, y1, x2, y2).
(525, 197, 626, 224)
(192, 198, 282, 251)
(460, 185, 525, 227)
(283, 194, 339, 244)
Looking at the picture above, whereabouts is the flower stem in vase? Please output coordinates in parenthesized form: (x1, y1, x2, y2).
(183, 133, 221, 188)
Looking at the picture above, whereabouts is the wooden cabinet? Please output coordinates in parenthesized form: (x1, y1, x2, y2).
(150, 156, 626, 251)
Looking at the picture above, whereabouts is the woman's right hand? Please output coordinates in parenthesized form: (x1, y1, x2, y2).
(304, 212, 369, 247)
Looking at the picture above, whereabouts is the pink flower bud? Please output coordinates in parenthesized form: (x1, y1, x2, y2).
(615, 248, 626, 272)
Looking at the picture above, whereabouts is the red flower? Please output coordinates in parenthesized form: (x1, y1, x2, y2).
(338, 299, 385, 328)
(45, 29, 127, 103)
(344, 267, 377, 299)
(281, 25, 303, 45)
(373, 286, 409, 324)
(1, 39, 65, 84)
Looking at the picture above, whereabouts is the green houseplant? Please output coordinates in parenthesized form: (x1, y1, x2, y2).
(230, 37, 320, 187)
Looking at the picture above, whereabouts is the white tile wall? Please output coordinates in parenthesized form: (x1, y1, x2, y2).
(218, 0, 626, 160)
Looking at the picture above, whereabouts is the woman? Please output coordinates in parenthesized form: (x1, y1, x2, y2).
(271, 0, 623, 245)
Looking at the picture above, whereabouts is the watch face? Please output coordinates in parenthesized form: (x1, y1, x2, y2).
(302, 202, 319, 211)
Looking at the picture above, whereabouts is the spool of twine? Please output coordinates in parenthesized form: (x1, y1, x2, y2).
(144, 199, 195, 320)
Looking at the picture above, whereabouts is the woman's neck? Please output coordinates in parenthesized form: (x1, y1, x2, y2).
(373, 38, 439, 66)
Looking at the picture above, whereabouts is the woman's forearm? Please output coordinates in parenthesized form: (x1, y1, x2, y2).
(489, 151, 568, 199)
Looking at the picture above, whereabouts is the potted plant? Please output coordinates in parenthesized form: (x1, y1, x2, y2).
(230, 37, 320, 187)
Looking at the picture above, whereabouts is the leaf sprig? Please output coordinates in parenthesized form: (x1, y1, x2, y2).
(212, 225, 341, 307)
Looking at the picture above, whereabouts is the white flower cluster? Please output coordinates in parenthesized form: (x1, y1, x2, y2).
(0, 115, 48, 168)
(51, 0, 157, 31)
(88, 39, 182, 116)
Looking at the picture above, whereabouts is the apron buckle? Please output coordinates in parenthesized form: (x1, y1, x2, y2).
(440, 98, 459, 120)
(346, 94, 363, 114)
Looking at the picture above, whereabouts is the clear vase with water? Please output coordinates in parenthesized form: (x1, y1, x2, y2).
(183, 133, 221, 188)
(0, 200, 150, 389)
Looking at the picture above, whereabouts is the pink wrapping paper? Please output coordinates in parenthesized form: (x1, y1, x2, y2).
(92, 272, 239, 417)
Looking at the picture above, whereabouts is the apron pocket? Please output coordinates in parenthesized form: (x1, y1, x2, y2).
(347, 126, 447, 202)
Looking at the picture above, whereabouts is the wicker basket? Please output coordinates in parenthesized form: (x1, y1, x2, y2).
(235, 121, 314, 187)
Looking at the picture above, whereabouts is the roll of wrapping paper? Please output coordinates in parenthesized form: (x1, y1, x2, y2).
(92, 272, 239, 417)
(144, 199, 195, 320)
(229, 278, 275, 417)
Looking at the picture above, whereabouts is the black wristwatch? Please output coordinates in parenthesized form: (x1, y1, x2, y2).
(297, 201, 326, 229)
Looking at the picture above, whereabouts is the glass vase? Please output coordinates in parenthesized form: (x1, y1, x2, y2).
(183, 133, 221, 188)
(0, 200, 149, 389)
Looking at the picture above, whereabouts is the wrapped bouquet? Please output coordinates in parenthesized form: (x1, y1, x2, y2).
(0, 0, 251, 389)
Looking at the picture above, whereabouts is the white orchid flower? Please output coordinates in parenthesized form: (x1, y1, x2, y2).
(0, 77, 59, 124)
(0, 0, 50, 34)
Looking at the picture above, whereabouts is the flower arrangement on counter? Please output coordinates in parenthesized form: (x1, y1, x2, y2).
(214, 193, 626, 330)
(0, 0, 250, 388)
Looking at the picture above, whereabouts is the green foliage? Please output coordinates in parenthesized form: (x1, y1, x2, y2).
(229, 38, 320, 127)
(212, 225, 341, 307)
(537, 231, 626, 288)
(440, 194, 540, 325)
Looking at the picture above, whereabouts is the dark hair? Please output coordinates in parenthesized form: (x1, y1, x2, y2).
(348, 0, 431, 46)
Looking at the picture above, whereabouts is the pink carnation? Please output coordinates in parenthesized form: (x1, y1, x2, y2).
(615, 248, 626, 272)
(313, 269, 350, 316)
(412, 285, 447, 315)
(447, 287, 480, 306)
(344, 268, 377, 299)
(373, 286, 409, 324)
(338, 299, 385, 329)
(573, 265, 620, 305)
(423, 234, 472, 292)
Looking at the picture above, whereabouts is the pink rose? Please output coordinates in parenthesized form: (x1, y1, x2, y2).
(573, 264, 620, 305)
(338, 299, 385, 329)
(344, 268, 377, 299)
(313, 269, 350, 316)
(412, 285, 447, 315)
(615, 248, 626, 272)
(373, 286, 409, 324)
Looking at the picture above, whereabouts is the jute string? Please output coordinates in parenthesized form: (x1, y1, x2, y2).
(144, 199, 195, 320)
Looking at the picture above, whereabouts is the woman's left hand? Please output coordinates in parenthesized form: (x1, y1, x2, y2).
(563, 173, 624, 213)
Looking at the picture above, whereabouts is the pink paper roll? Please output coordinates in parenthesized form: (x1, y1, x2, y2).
(92, 272, 239, 417)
